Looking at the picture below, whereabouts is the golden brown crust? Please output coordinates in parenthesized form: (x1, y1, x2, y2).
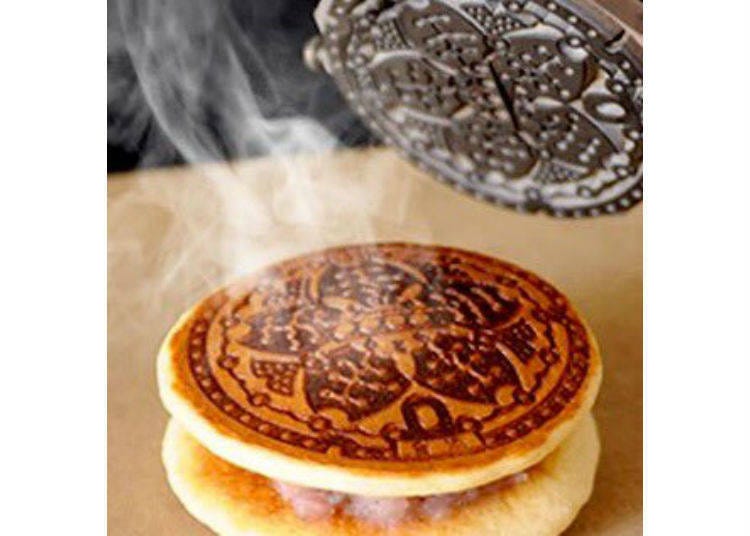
(158, 243, 602, 495)
(162, 414, 600, 536)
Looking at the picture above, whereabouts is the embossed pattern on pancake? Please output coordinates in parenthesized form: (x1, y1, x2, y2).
(314, 0, 643, 217)
(181, 244, 593, 462)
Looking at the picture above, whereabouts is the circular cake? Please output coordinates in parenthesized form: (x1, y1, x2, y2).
(162, 414, 600, 536)
(158, 243, 602, 496)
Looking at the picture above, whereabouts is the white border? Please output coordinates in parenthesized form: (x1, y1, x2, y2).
(645, 0, 750, 534)
(1, 0, 106, 533)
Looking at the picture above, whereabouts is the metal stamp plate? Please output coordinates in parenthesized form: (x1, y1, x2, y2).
(311, 0, 643, 217)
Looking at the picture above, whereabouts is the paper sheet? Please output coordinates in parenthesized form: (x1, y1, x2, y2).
(108, 148, 642, 535)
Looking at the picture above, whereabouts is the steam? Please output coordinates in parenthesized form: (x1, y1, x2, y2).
(109, 0, 339, 162)
(108, 0, 429, 321)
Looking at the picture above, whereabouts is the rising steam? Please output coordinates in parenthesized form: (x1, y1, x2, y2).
(108, 0, 428, 324)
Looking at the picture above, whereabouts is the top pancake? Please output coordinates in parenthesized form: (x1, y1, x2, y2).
(157, 243, 601, 496)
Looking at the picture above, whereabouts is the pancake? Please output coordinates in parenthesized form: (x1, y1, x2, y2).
(162, 413, 600, 536)
(158, 243, 602, 496)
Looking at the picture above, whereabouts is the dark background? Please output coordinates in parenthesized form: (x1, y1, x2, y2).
(107, 0, 375, 173)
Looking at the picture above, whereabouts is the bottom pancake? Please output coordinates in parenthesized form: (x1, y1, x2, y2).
(162, 414, 600, 536)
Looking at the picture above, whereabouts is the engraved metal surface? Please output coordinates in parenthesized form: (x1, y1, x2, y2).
(313, 0, 643, 216)
(179, 244, 596, 463)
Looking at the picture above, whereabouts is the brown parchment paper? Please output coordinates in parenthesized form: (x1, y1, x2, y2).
(108, 147, 642, 535)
